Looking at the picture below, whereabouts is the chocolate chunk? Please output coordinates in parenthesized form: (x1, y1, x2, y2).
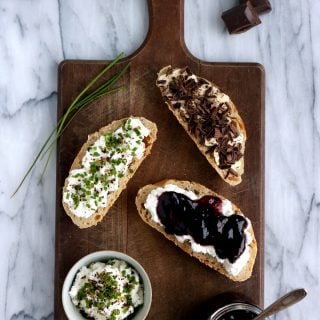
(198, 78, 209, 85)
(185, 78, 197, 90)
(205, 145, 216, 154)
(173, 102, 181, 109)
(229, 168, 239, 176)
(204, 87, 212, 96)
(185, 67, 192, 76)
(222, 2, 261, 34)
(240, 0, 272, 15)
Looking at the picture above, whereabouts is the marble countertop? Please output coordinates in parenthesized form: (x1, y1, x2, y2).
(1, 0, 319, 319)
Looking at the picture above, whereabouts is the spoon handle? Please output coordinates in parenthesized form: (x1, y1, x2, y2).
(253, 289, 307, 320)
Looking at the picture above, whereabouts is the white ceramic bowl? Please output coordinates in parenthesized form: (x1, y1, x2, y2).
(62, 251, 152, 320)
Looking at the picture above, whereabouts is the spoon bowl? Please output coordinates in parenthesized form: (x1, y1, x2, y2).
(253, 288, 307, 320)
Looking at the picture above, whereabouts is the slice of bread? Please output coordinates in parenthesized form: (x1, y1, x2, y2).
(63, 117, 157, 228)
(135, 179, 257, 281)
(156, 66, 247, 186)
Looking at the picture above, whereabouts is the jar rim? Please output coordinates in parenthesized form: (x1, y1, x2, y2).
(208, 302, 264, 320)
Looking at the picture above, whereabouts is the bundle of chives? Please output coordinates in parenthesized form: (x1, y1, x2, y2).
(12, 52, 130, 197)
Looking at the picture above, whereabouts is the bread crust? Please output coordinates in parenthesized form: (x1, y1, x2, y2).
(157, 66, 247, 186)
(62, 117, 157, 229)
(135, 179, 257, 282)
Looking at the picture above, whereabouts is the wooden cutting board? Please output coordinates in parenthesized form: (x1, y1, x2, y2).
(54, 1, 265, 319)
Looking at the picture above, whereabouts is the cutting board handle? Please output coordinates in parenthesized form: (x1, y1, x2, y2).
(141, 0, 186, 57)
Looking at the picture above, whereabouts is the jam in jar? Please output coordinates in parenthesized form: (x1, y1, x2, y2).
(208, 302, 267, 320)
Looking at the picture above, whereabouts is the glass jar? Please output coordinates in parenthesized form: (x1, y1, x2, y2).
(208, 302, 268, 320)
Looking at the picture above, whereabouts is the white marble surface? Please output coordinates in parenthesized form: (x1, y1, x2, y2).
(0, 0, 319, 319)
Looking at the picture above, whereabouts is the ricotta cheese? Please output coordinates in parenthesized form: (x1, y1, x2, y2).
(63, 118, 150, 218)
(69, 259, 143, 320)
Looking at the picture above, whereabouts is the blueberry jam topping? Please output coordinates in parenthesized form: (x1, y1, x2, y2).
(156, 192, 248, 263)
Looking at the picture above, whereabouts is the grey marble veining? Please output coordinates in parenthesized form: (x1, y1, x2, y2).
(0, 0, 319, 319)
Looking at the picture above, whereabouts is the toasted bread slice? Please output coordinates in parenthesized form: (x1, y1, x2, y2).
(135, 179, 257, 281)
(156, 66, 246, 186)
(63, 117, 157, 228)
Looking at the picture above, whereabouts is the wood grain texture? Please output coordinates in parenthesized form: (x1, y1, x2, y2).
(54, 0, 265, 319)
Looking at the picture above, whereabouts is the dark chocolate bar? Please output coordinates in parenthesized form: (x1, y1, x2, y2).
(240, 0, 272, 15)
(222, 2, 261, 34)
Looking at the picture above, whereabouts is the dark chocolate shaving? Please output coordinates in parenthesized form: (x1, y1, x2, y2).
(204, 87, 212, 96)
(161, 68, 244, 176)
(185, 67, 192, 76)
(198, 78, 209, 85)
(165, 67, 173, 76)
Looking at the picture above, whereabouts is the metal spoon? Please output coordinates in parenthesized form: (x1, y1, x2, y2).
(253, 288, 307, 320)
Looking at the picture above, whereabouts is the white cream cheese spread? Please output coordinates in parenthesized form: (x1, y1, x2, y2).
(63, 118, 150, 218)
(144, 184, 252, 276)
(69, 259, 143, 320)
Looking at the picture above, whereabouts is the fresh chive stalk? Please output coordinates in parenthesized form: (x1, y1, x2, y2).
(12, 52, 130, 197)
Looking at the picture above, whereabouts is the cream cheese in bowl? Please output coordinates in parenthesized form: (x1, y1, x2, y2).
(62, 251, 152, 320)
(69, 260, 143, 319)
